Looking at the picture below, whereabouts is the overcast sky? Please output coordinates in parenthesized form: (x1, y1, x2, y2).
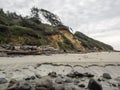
(0, 0, 120, 50)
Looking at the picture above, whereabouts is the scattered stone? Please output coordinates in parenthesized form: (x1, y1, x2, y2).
(25, 76, 35, 81)
(112, 83, 117, 87)
(66, 72, 75, 78)
(74, 71, 84, 78)
(108, 80, 118, 87)
(31, 76, 36, 80)
(78, 83, 85, 88)
(67, 71, 84, 78)
(7, 79, 19, 90)
(84, 72, 94, 78)
(103, 73, 112, 79)
(0, 78, 8, 84)
(88, 79, 102, 90)
(48, 72, 57, 78)
(98, 78, 102, 82)
(35, 74, 41, 79)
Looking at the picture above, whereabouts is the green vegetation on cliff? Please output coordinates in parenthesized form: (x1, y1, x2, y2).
(74, 31, 113, 51)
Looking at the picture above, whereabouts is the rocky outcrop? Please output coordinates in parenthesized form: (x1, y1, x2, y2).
(0, 63, 119, 90)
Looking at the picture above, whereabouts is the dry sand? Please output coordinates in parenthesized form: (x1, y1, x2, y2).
(0, 52, 120, 65)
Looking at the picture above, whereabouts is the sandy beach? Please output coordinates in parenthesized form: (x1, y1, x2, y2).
(0, 52, 120, 64)
(0, 52, 120, 90)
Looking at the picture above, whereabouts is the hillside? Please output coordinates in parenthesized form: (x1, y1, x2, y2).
(74, 31, 113, 51)
(0, 8, 113, 52)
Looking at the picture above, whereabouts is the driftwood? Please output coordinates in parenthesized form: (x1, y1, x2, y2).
(6, 50, 40, 55)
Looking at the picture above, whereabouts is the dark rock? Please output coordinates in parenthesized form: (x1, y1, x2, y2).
(48, 72, 57, 78)
(112, 83, 117, 87)
(0, 78, 8, 84)
(19, 81, 31, 90)
(7, 79, 19, 90)
(78, 84, 85, 88)
(67, 71, 84, 78)
(97, 78, 102, 82)
(84, 72, 94, 78)
(103, 73, 112, 79)
(88, 79, 102, 90)
(66, 72, 75, 78)
(35, 78, 54, 90)
(35, 74, 41, 79)
(31, 76, 36, 80)
(74, 71, 84, 78)
(25, 76, 35, 81)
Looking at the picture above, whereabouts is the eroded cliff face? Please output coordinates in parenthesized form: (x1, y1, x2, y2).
(47, 29, 85, 51)
(48, 34, 63, 49)
(59, 30, 84, 50)
(47, 29, 113, 51)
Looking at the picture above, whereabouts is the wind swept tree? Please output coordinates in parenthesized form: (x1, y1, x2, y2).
(31, 7, 41, 24)
(0, 8, 4, 15)
(40, 9, 63, 26)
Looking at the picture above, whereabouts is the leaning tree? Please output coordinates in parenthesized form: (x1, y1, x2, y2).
(40, 9, 63, 26)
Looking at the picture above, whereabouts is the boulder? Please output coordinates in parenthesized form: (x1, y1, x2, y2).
(0, 78, 8, 84)
(88, 79, 102, 90)
(103, 73, 112, 79)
